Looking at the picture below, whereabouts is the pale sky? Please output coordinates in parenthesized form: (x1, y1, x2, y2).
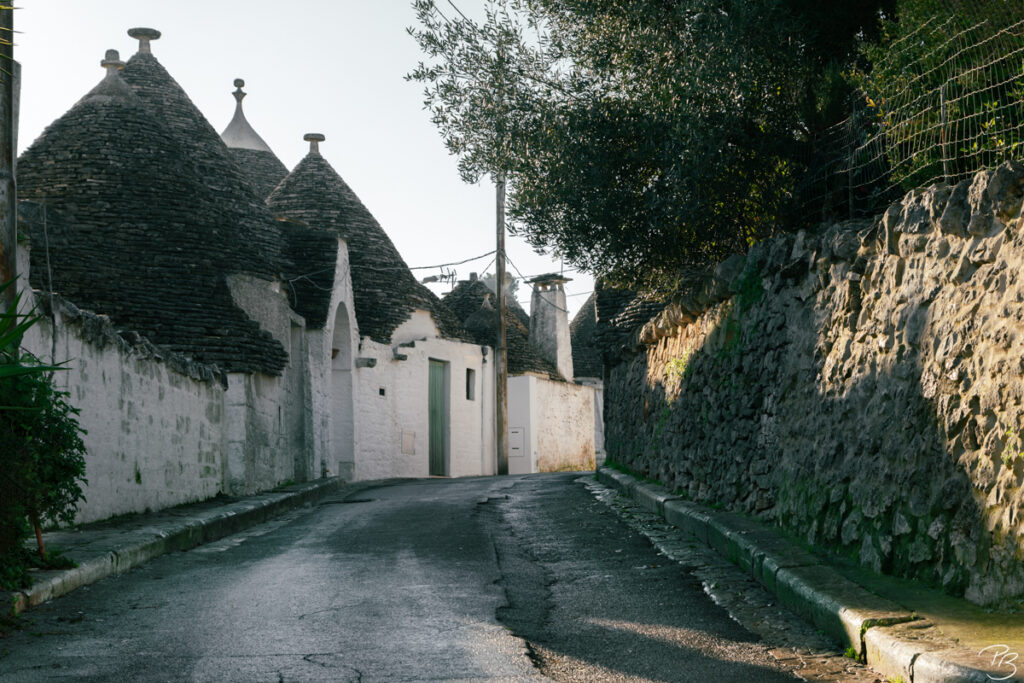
(15, 0, 594, 318)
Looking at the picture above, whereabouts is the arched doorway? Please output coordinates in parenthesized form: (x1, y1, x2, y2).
(331, 302, 355, 480)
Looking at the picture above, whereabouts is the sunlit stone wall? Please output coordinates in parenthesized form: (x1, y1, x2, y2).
(603, 161, 1024, 606)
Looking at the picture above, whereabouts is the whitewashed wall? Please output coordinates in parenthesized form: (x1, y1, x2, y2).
(507, 374, 596, 474)
(352, 311, 491, 480)
(576, 377, 605, 465)
(319, 239, 359, 481)
(535, 378, 595, 471)
(17, 252, 226, 523)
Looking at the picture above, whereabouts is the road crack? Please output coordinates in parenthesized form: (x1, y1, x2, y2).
(477, 492, 553, 673)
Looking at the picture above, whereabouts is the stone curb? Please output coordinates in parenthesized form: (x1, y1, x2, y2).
(5, 477, 349, 618)
(596, 467, 1020, 682)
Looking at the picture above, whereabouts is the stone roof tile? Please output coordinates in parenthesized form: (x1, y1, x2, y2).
(229, 147, 288, 200)
(267, 147, 466, 340)
(121, 51, 285, 279)
(569, 293, 602, 379)
(594, 280, 667, 361)
(444, 280, 562, 380)
(16, 69, 288, 374)
(220, 80, 288, 200)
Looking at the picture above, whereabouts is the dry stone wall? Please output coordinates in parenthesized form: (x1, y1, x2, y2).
(604, 162, 1024, 606)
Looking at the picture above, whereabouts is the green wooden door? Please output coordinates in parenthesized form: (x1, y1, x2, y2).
(428, 360, 447, 476)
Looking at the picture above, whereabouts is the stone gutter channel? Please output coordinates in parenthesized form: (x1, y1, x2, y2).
(597, 466, 1020, 683)
(3, 477, 354, 619)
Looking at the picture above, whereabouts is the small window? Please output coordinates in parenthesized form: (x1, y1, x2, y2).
(466, 368, 476, 400)
(379, 387, 386, 396)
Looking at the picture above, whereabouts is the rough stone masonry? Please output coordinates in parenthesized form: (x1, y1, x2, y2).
(603, 161, 1024, 606)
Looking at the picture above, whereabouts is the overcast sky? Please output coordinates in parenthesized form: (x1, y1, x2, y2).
(16, 1, 594, 317)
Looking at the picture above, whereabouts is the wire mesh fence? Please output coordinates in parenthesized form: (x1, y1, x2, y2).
(795, 8, 1024, 224)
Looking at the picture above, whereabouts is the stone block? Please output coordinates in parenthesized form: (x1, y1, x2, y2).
(597, 467, 637, 495)
(863, 620, 946, 683)
(632, 480, 682, 515)
(913, 647, 1020, 682)
(774, 565, 913, 655)
(663, 499, 711, 545)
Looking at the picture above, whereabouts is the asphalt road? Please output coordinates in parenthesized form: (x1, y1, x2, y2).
(0, 473, 798, 682)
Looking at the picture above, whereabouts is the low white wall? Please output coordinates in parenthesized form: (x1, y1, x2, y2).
(534, 379, 595, 471)
(576, 377, 605, 465)
(507, 375, 596, 473)
(22, 298, 226, 525)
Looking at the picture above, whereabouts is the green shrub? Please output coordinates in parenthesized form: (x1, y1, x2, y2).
(0, 281, 87, 589)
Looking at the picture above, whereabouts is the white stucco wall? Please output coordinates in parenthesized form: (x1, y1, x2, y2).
(576, 377, 605, 465)
(351, 310, 491, 480)
(534, 378, 595, 471)
(507, 375, 596, 473)
(19, 304, 225, 524)
(479, 347, 496, 476)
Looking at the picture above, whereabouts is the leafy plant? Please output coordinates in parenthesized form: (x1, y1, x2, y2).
(2, 364, 88, 559)
(0, 279, 87, 586)
(855, 1, 1024, 193)
(664, 351, 691, 383)
(0, 280, 56, 379)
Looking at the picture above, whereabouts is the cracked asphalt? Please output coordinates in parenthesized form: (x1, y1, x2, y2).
(0, 473, 868, 681)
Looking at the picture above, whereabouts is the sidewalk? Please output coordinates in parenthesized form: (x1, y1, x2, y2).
(3, 477, 360, 618)
(597, 466, 1024, 683)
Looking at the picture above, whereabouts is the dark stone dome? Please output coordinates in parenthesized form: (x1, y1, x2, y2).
(267, 148, 466, 342)
(18, 66, 288, 375)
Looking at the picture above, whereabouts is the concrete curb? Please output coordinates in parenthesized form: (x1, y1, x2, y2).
(596, 466, 1020, 682)
(5, 477, 348, 618)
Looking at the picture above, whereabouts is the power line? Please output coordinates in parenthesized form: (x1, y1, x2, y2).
(445, 0, 470, 21)
(409, 250, 496, 271)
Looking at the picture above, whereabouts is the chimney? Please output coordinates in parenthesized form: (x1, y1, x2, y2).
(528, 273, 573, 380)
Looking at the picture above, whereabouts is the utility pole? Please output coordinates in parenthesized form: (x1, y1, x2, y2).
(0, 5, 15, 316)
(494, 42, 509, 476)
(495, 172, 508, 476)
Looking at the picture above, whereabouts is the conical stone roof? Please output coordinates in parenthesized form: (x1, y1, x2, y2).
(17, 49, 288, 375)
(267, 140, 466, 341)
(220, 79, 288, 200)
(229, 147, 289, 200)
(444, 279, 561, 379)
(120, 46, 284, 278)
(569, 293, 602, 379)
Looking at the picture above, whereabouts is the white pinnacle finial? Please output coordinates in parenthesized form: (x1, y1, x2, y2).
(304, 133, 325, 155)
(233, 78, 246, 105)
(127, 27, 161, 55)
